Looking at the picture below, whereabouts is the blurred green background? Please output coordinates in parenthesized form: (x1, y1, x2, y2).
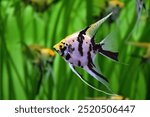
(0, 0, 150, 100)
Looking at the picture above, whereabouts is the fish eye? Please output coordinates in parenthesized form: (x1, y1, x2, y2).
(59, 45, 62, 48)
(59, 44, 65, 50)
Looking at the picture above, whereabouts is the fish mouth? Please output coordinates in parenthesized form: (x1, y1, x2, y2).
(53, 47, 57, 51)
(53, 46, 58, 52)
(53, 47, 63, 56)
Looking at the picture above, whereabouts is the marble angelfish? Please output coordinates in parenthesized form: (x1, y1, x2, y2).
(53, 12, 118, 95)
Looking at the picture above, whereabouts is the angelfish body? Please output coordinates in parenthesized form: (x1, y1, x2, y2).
(53, 12, 118, 94)
(54, 33, 96, 67)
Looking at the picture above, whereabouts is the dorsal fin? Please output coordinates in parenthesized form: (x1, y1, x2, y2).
(85, 12, 113, 38)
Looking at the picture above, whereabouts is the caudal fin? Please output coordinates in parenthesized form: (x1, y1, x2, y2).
(99, 50, 118, 61)
(97, 44, 119, 61)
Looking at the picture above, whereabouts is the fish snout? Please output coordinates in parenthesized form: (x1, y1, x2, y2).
(53, 44, 60, 52)
(53, 44, 63, 56)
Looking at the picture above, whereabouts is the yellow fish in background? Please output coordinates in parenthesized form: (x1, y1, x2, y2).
(23, 44, 55, 95)
(86, 95, 129, 100)
(108, 0, 124, 8)
(107, 0, 124, 23)
(94, 0, 124, 24)
(128, 41, 150, 63)
(23, 44, 55, 65)
(53, 12, 119, 95)
(23, 0, 59, 12)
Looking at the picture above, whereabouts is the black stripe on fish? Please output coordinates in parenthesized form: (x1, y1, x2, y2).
(87, 44, 96, 68)
(91, 36, 95, 46)
(87, 64, 109, 83)
(87, 44, 109, 83)
(90, 36, 97, 53)
(95, 44, 119, 61)
(77, 26, 89, 56)
(65, 53, 71, 60)
(60, 46, 66, 56)
(78, 60, 81, 67)
(68, 44, 75, 53)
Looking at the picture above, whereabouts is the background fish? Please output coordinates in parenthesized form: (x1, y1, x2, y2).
(109, 0, 124, 8)
(23, 43, 55, 95)
(136, 0, 148, 23)
(53, 12, 119, 95)
(93, 0, 124, 24)
(86, 95, 129, 100)
(128, 41, 150, 63)
(124, 0, 148, 42)
(22, 0, 60, 12)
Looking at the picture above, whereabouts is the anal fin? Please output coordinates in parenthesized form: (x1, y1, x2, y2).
(69, 63, 117, 95)
(83, 65, 110, 89)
